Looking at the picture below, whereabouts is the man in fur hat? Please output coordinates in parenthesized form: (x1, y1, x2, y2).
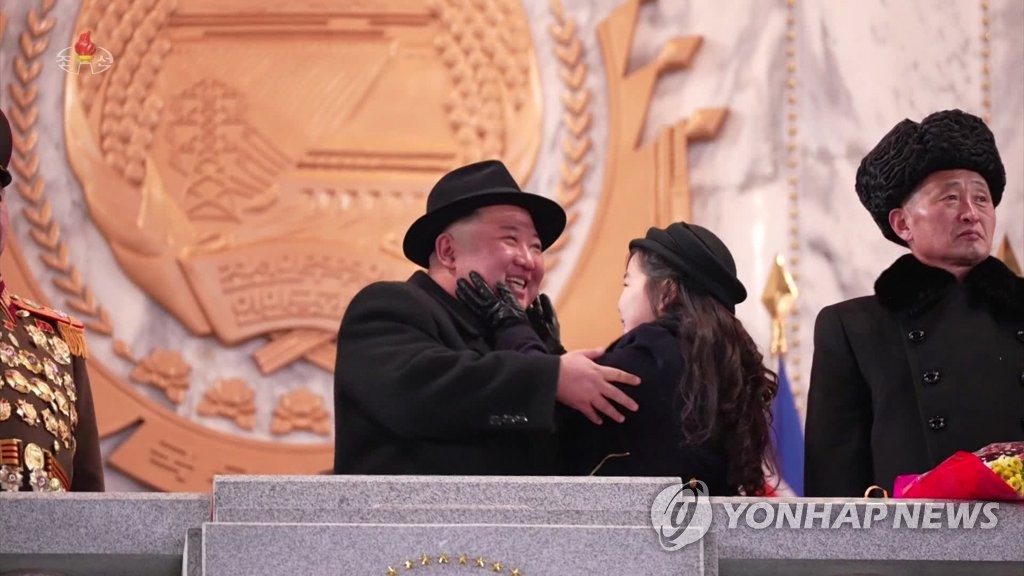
(0, 109, 104, 491)
(805, 109, 1024, 497)
(333, 160, 640, 475)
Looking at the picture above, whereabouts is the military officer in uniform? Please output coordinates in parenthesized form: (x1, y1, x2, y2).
(0, 109, 104, 491)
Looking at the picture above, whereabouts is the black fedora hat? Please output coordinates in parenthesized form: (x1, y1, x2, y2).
(855, 109, 1005, 245)
(403, 160, 566, 268)
(629, 221, 747, 312)
(0, 110, 12, 188)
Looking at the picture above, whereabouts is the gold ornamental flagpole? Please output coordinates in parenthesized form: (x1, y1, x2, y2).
(760, 253, 799, 358)
(760, 252, 804, 496)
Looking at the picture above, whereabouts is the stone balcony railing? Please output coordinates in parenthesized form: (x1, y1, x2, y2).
(1, 476, 1021, 575)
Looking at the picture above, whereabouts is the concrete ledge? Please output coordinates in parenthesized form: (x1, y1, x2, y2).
(210, 477, 1023, 575)
(708, 497, 1023, 565)
(3, 478, 1021, 576)
(211, 475, 676, 525)
(0, 492, 209, 576)
(200, 522, 715, 576)
(183, 528, 202, 576)
(719, 558, 1024, 576)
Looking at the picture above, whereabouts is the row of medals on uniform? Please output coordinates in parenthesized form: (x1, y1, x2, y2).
(0, 303, 78, 491)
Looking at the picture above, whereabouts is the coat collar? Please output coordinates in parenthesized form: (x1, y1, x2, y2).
(604, 316, 681, 352)
(874, 254, 1024, 316)
(408, 271, 486, 336)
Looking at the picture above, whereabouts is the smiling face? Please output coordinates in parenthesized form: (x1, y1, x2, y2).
(889, 169, 996, 277)
(437, 204, 544, 308)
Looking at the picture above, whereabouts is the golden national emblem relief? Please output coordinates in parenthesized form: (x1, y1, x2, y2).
(0, 0, 722, 490)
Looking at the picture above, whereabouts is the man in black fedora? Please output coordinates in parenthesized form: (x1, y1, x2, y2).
(805, 109, 1024, 497)
(333, 160, 640, 475)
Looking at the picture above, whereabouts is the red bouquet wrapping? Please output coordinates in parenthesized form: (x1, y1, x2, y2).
(893, 442, 1024, 501)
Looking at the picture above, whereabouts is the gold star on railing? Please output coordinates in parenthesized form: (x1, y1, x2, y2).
(761, 253, 799, 356)
(382, 552, 518, 573)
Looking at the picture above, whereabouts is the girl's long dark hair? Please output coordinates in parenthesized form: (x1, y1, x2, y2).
(635, 249, 778, 495)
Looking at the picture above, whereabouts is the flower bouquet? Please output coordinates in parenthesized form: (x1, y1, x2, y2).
(893, 442, 1024, 501)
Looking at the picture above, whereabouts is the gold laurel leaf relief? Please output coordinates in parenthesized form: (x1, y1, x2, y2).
(64, 0, 544, 355)
(28, 0, 547, 489)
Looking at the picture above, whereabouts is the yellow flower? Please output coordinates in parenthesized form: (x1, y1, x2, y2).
(1006, 476, 1023, 496)
(1008, 456, 1023, 474)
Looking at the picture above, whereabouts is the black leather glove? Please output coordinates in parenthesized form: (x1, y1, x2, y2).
(527, 293, 565, 354)
(456, 271, 527, 330)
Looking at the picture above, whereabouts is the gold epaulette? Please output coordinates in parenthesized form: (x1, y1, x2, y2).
(8, 295, 89, 359)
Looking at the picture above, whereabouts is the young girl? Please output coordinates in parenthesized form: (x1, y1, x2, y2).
(457, 221, 779, 495)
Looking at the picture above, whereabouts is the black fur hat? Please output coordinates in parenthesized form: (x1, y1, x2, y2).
(855, 109, 1005, 245)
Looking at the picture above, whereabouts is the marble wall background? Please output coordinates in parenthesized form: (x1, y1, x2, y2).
(0, 0, 1020, 491)
(795, 0, 1023, 392)
(534, 0, 1022, 407)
